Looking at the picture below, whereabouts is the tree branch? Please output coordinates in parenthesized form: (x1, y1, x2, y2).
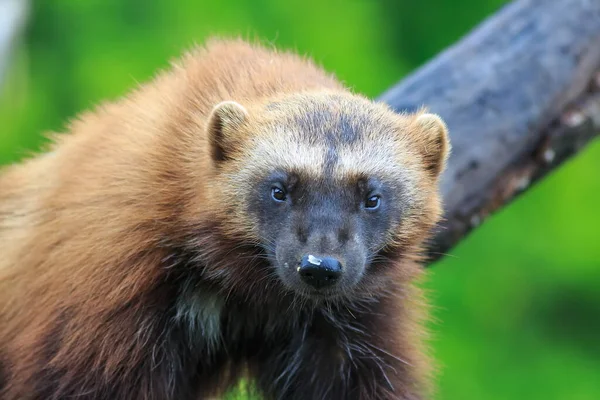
(378, 0, 600, 263)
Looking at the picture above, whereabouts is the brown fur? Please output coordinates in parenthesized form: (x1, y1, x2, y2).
(0, 39, 449, 399)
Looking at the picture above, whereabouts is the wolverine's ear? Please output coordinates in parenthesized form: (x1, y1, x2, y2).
(207, 101, 248, 163)
(412, 113, 450, 179)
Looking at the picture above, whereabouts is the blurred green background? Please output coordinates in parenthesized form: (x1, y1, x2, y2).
(1, 1, 599, 399)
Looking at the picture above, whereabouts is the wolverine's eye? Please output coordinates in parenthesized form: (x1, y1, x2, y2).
(365, 195, 381, 210)
(271, 187, 287, 202)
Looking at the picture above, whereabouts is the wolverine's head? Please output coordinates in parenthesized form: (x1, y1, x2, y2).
(203, 92, 449, 302)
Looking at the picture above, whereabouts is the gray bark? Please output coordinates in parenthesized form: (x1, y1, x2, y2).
(378, 0, 600, 262)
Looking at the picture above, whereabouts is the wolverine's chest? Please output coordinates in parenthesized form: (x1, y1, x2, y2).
(175, 286, 305, 359)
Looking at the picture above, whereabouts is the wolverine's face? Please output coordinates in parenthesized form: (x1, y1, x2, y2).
(206, 93, 449, 301)
(247, 169, 405, 299)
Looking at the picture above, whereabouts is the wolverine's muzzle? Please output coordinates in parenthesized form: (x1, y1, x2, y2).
(297, 255, 343, 289)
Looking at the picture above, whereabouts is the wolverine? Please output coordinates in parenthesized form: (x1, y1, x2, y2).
(0, 39, 450, 399)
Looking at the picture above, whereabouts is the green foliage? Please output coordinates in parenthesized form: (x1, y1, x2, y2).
(224, 380, 261, 400)
(1, 1, 599, 398)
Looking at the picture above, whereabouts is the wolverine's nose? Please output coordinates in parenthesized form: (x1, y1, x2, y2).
(298, 255, 342, 289)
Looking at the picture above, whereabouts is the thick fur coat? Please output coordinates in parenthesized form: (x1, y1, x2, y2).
(0, 39, 449, 399)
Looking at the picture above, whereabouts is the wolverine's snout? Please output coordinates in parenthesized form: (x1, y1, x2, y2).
(297, 254, 343, 289)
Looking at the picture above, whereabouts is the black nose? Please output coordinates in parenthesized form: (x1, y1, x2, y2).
(298, 255, 343, 289)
